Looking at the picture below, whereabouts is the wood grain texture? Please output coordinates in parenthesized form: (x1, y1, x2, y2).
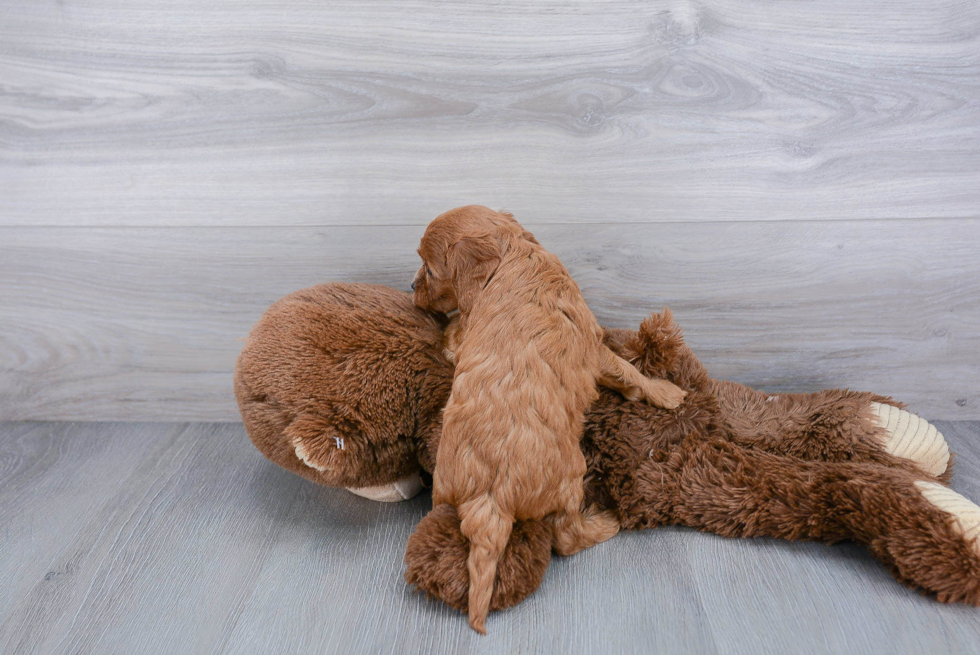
(1, 0, 978, 226)
(1, 220, 977, 421)
(1, 420, 980, 654)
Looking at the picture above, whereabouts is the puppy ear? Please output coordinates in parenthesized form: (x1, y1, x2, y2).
(521, 230, 539, 245)
(497, 210, 539, 244)
(446, 234, 501, 311)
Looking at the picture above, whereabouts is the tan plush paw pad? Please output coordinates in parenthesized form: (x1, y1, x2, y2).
(915, 481, 980, 556)
(347, 474, 424, 502)
(870, 403, 949, 476)
(292, 437, 328, 472)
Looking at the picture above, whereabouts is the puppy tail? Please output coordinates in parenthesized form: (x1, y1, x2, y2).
(460, 495, 513, 635)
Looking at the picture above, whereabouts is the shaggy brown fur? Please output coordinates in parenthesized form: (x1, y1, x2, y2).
(404, 504, 555, 612)
(412, 206, 684, 633)
(236, 283, 980, 628)
(234, 283, 451, 487)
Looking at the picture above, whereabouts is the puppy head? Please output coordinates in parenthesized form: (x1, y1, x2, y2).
(413, 205, 536, 313)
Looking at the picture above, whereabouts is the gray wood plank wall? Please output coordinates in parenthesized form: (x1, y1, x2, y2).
(2, 0, 978, 420)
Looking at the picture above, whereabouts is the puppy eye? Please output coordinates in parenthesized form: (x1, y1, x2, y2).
(425, 265, 432, 277)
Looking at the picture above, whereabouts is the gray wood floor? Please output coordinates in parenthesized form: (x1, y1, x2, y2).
(3, 421, 980, 655)
(2, 0, 978, 422)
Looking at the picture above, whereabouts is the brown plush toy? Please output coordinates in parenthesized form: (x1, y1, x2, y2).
(235, 282, 980, 622)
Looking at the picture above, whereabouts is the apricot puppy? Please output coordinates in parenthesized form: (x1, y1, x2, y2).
(413, 206, 685, 633)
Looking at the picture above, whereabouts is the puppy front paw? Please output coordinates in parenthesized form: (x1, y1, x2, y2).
(659, 384, 687, 410)
(622, 387, 644, 402)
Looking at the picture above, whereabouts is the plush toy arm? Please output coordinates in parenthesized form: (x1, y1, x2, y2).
(617, 307, 950, 479)
(649, 439, 980, 604)
(709, 380, 951, 479)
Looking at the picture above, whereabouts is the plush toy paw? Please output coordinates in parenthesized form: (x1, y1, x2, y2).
(869, 402, 949, 476)
(915, 481, 980, 557)
(347, 474, 424, 502)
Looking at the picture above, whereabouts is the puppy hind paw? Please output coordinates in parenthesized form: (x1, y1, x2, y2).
(579, 506, 621, 546)
(588, 509, 621, 544)
(551, 508, 620, 556)
(870, 403, 950, 476)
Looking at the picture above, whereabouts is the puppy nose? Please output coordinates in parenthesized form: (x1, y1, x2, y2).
(411, 281, 416, 291)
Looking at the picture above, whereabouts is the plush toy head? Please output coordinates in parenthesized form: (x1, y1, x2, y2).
(234, 283, 453, 498)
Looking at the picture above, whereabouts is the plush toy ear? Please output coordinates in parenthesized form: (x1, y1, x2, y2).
(625, 308, 711, 390)
(446, 233, 502, 312)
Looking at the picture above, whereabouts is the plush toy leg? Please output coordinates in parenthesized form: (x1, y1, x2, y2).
(709, 381, 950, 477)
(347, 474, 424, 502)
(869, 402, 950, 477)
(875, 481, 980, 604)
(655, 440, 980, 604)
(915, 481, 980, 546)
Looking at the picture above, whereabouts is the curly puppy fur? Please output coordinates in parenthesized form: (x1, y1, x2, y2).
(412, 205, 683, 633)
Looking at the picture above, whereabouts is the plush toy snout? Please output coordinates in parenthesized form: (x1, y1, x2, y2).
(348, 474, 425, 502)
